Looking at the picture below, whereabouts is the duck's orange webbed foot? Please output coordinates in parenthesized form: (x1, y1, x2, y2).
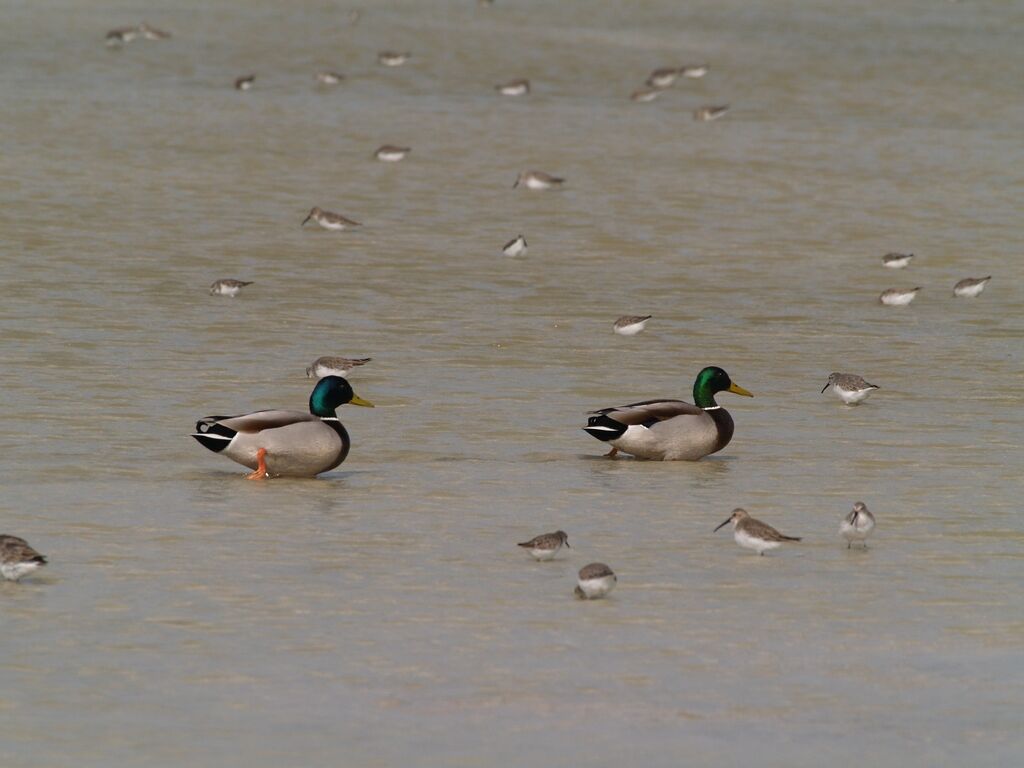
(246, 448, 269, 480)
(604, 447, 619, 459)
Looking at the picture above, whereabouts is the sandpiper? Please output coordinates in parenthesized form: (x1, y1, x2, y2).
(496, 79, 530, 96)
(840, 501, 875, 549)
(137, 23, 171, 39)
(631, 87, 662, 103)
(302, 206, 361, 231)
(513, 171, 564, 190)
(879, 287, 920, 306)
(518, 530, 570, 561)
(0, 535, 47, 582)
(378, 51, 410, 67)
(502, 235, 527, 257)
(348, 9, 363, 25)
(574, 562, 616, 599)
(315, 71, 345, 85)
(235, 75, 255, 91)
(953, 276, 991, 298)
(714, 508, 801, 556)
(105, 26, 139, 46)
(613, 315, 652, 336)
(694, 105, 730, 121)
(306, 356, 372, 379)
(646, 67, 681, 89)
(374, 145, 411, 162)
(209, 279, 253, 297)
(821, 372, 879, 405)
(882, 252, 914, 269)
(681, 64, 709, 78)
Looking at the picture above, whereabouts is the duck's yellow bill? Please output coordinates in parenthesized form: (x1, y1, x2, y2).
(350, 394, 375, 407)
(728, 382, 753, 397)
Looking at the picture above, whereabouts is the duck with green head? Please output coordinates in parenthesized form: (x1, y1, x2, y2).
(192, 375, 374, 478)
(583, 366, 753, 460)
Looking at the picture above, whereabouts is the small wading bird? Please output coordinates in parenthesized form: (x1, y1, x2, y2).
(306, 356, 372, 379)
(714, 509, 801, 555)
(840, 502, 875, 548)
(518, 530, 570, 561)
(821, 372, 879, 405)
(574, 563, 616, 599)
(302, 207, 361, 231)
(1, 535, 47, 582)
(953, 276, 991, 298)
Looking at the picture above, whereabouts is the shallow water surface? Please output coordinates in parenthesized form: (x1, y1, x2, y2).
(1, 0, 1023, 766)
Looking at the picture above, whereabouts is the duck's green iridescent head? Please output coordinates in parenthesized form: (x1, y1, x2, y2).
(693, 366, 753, 409)
(309, 375, 375, 417)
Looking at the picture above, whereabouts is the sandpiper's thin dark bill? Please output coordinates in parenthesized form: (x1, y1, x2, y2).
(513, 171, 565, 190)
(882, 252, 914, 268)
(235, 75, 255, 91)
(209, 279, 253, 297)
(316, 71, 345, 85)
(496, 79, 530, 96)
(574, 562, 616, 599)
(0, 535, 47, 582)
(517, 530, 569, 561)
(840, 502, 876, 549)
(821, 372, 879, 405)
(694, 104, 729, 121)
(953, 276, 991, 298)
(502, 235, 527, 257)
(374, 145, 411, 162)
(714, 508, 801, 556)
(301, 206, 361, 231)
(681, 64, 709, 78)
(631, 87, 662, 103)
(378, 51, 411, 67)
(612, 315, 652, 336)
(306, 356, 372, 379)
(879, 287, 920, 306)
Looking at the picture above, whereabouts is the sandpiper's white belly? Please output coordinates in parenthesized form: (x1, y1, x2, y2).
(503, 238, 527, 257)
(735, 529, 780, 554)
(1, 561, 41, 581)
(614, 321, 647, 336)
(577, 574, 616, 598)
(525, 177, 552, 190)
(834, 385, 874, 404)
(529, 546, 559, 561)
(317, 218, 345, 231)
(841, 518, 874, 543)
(880, 291, 917, 306)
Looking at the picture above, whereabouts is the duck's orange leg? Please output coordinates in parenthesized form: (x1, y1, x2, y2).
(246, 448, 269, 480)
(604, 447, 619, 459)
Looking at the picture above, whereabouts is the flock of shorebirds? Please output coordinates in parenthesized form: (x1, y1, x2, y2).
(0, 11, 995, 597)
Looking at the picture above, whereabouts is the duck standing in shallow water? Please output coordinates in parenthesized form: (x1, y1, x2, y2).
(583, 366, 753, 460)
(192, 376, 373, 478)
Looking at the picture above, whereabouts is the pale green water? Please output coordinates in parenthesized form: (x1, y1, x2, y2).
(1, 0, 1023, 765)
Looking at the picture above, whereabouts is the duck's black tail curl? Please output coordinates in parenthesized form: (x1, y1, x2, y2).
(582, 414, 626, 442)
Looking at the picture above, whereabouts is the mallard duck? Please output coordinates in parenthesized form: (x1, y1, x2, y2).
(583, 366, 752, 460)
(191, 376, 373, 479)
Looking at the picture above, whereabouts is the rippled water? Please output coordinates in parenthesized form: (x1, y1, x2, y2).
(2, 0, 1023, 765)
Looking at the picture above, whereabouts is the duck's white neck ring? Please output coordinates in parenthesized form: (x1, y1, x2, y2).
(320, 417, 340, 422)
(702, 406, 722, 411)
